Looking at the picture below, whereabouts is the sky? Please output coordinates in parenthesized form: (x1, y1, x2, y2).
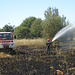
(0, 0, 75, 28)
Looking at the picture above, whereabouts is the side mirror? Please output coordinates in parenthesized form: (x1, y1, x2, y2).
(14, 35, 16, 39)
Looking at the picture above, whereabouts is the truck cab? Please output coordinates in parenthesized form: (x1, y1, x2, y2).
(0, 32, 14, 50)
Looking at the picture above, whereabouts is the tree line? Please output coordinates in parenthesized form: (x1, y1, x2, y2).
(0, 7, 69, 39)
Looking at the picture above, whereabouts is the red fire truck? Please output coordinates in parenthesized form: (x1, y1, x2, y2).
(0, 32, 14, 50)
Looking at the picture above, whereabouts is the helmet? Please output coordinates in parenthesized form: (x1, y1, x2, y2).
(47, 39, 50, 41)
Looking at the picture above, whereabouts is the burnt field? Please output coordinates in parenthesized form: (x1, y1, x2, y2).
(0, 39, 75, 75)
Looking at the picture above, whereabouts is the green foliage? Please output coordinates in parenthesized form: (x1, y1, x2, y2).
(15, 26, 30, 39)
(21, 17, 36, 28)
(42, 7, 68, 39)
(0, 28, 2, 32)
(2, 24, 14, 32)
(30, 18, 42, 38)
(44, 7, 59, 19)
(15, 17, 43, 39)
(15, 17, 37, 39)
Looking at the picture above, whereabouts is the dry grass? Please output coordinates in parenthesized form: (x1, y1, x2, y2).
(14, 38, 46, 47)
(0, 52, 12, 58)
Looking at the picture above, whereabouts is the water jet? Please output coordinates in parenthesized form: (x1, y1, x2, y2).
(52, 24, 75, 42)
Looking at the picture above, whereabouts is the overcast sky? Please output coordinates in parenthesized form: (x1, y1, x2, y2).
(0, 0, 75, 28)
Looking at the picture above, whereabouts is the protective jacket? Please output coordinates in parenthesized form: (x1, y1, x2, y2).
(46, 41, 52, 53)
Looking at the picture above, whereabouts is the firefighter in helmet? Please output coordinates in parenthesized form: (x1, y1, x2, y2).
(46, 39, 52, 54)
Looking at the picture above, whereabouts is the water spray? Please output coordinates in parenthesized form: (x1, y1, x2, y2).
(52, 24, 75, 42)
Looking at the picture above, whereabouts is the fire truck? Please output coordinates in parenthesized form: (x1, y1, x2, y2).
(0, 32, 14, 50)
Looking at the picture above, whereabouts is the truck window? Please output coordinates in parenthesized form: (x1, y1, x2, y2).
(0, 33, 12, 39)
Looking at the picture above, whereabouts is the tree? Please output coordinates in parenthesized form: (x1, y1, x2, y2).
(30, 18, 42, 38)
(2, 24, 14, 32)
(15, 26, 30, 39)
(15, 17, 43, 39)
(15, 17, 36, 39)
(21, 17, 36, 28)
(42, 7, 68, 39)
(44, 7, 59, 19)
(0, 28, 2, 32)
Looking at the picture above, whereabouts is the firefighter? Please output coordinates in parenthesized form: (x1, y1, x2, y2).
(46, 39, 52, 54)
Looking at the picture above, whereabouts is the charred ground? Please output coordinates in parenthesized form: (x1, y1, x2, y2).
(0, 41, 75, 75)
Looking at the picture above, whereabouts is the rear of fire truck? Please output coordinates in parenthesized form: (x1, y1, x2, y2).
(0, 32, 14, 50)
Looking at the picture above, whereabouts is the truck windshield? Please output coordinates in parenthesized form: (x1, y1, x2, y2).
(0, 33, 12, 39)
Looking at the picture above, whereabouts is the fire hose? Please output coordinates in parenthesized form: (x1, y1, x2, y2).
(21, 47, 48, 55)
(20, 43, 51, 55)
